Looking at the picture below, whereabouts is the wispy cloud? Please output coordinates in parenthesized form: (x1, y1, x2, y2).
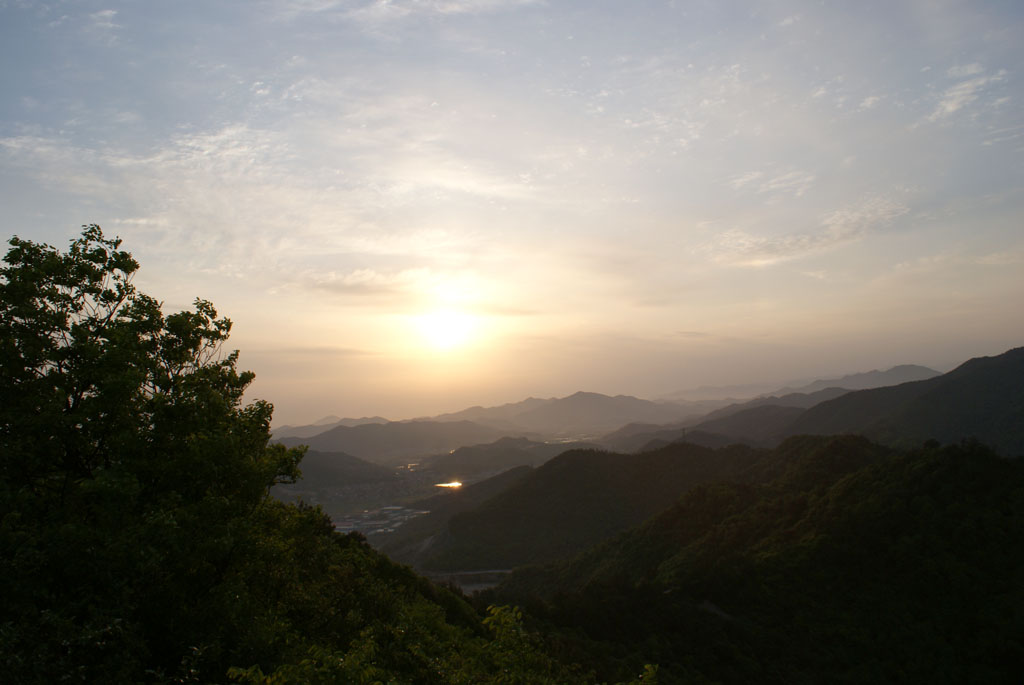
(858, 95, 881, 111)
(708, 196, 910, 267)
(927, 67, 1007, 122)
(729, 168, 816, 198)
(276, 0, 540, 23)
(307, 267, 438, 298)
(83, 8, 121, 44)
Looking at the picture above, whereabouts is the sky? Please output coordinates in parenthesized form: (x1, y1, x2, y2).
(2, 0, 1023, 425)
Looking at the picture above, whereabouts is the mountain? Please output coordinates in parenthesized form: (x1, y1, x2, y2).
(689, 404, 807, 446)
(270, 449, 402, 515)
(426, 397, 556, 431)
(663, 364, 941, 403)
(507, 391, 689, 437)
(598, 422, 688, 452)
(786, 347, 1024, 456)
(598, 423, 736, 453)
(407, 441, 763, 572)
(655, 348, 1024, 455)
(780, 363, 941, 394)
(690, 386, 850, 424)
(600, 388, 848, 452)
(427, 391, 700, 438)
(272, 415, 389, 439)
(661, 382, 779, 402)
(635, 429, 738, 452)
(490, 437, 1024, 683)
(374, 465, 535, 566)
(283, 449, 395, 485)
(421, 436, 597, 481)
(276, 420, 511, 465)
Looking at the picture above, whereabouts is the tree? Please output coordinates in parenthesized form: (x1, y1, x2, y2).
(0, 225, 656, 683)
(0, 225, 303, 681)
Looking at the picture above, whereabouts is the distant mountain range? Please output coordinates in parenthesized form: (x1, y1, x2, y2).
(269, 349, 1022, 683)
(276, 362, 943, 448)
(787, 347, 1024, 455)
(369, 347, 1024, 577)
(274, 349, 1019, 502)
(689, 386, 852, 425)
(663, 363, 940, 402)
(618, 349, 1023, 456)
(273, 416, 388, 439)
(276, 420, 512, 465)
(427, 390, 701, 438)
(778, 363, 941, 394)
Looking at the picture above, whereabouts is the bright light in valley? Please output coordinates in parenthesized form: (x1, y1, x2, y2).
(435, 481, 463, 488)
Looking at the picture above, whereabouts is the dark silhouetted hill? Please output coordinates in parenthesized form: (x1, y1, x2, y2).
(272, 449, 397, 506)
(421, 436, 597, 481)
(786, 346, 1024, 455)
(490, 436, 1024, 683)
(598, 388, 844, 452)
(375, 466, 535, 566)
(598, 422, 688, 452)
(690, 404, 806, 446)
(692, 386, 849, 425)
(289, 449, 395, 484)
(410, 442, 764, 572)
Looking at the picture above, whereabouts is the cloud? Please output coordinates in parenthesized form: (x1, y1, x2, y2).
(974, 249, 1024, 266)
(947, 63, 984, 78)
(307, 267, 437, 298)
(927, 68, 1007, 122)
(729, 168, 815, 198)
(708, 196, 909, 267)
(83, 8, 121, 43)
(728, 170, 763, 190)
(758, 170, 816, 198)
(858, 95, 881, 111)
(256, 345, 375, 357)
(276, 0, 540, 23)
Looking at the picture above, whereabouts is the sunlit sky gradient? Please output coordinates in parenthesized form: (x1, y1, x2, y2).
(3, 1, 1023, 424)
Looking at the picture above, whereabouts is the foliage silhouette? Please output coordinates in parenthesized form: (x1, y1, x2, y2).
(0, 226, 657, 683)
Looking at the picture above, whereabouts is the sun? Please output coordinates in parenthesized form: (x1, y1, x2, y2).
(415, 309, 477, 351)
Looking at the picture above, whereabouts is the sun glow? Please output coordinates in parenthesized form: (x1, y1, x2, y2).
(415, 309, 478, 351)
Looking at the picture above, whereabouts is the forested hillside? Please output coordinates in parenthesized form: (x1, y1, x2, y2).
(488, 436, 1024, 683)
(406, 443, 764, 572)
(788, 347, 1024, 455)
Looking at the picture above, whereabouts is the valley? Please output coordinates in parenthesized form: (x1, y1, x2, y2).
(272, 349, 1024, 604)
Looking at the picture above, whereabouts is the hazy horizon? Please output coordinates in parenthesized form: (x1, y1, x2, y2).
(3, 1, 1023, 426)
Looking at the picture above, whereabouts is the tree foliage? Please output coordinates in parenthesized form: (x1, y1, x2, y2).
(0, 226, 304, 680)
(0, 226, 655, 683)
